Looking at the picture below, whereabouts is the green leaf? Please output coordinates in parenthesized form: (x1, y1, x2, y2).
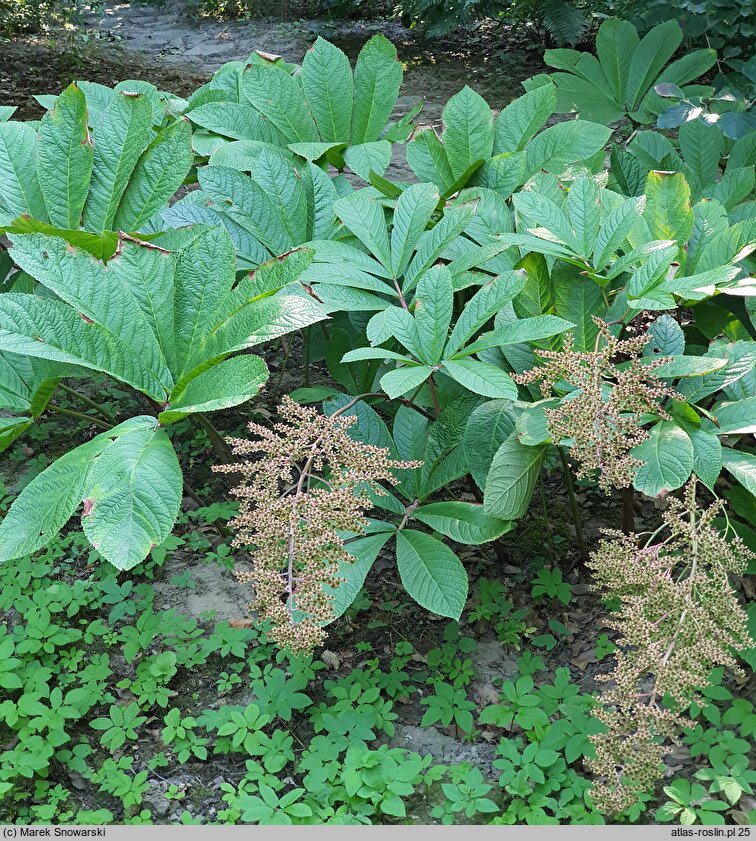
(414, 501, 511, 544)
(595, 18, 639, 103)
(2, 217, 118, 261)
(83, 91, 153, 232)
(404, 206, 474, 291)
(242, 66, 317, 143)
(0, 436, 108, 562)
(324, 393, 396, 454)
(678, 120, 724, 192)
(0, 293, 167, 400)
(683, 425, 722, 491)
(9, 233, 172, 392)
(115, 118, 193, 232)
(334, 191, 391, 271)
(406, 129, 455, 192)
(626, 20, 682, 110)
(644, 170, 693, 248)
(326, 531, 392, 621)
(553, 269, 604, 352)
(715, 398, 756, 435)
(446, 274, 528, 356)
(415, 265, 453, 365)
(188, 101, 287, 145)
(301, 37, 353, 142)
(350, 35, 402, 144)
(593, 195, 646, 269)
(396, 529, 468, 619)
(441, 359, 518, 399)
(525, 121, 611, 176)
(442, 86, 494, 179)
(493, 83, 556, 154)
(722, 450, 756, 497)
(343, 141, 391, 181)
(463, 399, 518, 490)
(567, 176, 601, 259)
(37, 83, 94, 229)
(458, 315, 575, 355)
(380, 365, 434, 398)
(484, 434, 545, 519)
(632, 421, 693, 496)
(173, 225, 236, 376)
(83, 424, 182, 570)
(160, 355, 268, 423)
(199, 292, 326, 365)
(651, 356, 727, 378)
(390, 183, 439, 277)
(0, 122, 46, 220)
(645, 314, 684, 356)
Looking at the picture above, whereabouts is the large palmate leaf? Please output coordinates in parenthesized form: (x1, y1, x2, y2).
(0, 84, 193, 237)
(407, 83, 609, 196)
(545, 18, 715, 124)
(0, 230, 326, 568)
(185, 36, 409, 182)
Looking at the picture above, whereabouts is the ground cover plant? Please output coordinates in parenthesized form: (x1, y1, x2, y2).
(0, 20, 754, 826)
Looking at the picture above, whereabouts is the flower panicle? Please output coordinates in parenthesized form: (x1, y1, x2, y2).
(585, 480, 754, 813)
(214, 397, 421, 652)
(513, 318, 681, 492)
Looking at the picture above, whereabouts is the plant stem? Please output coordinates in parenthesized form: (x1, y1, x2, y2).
(59, 383, 117, 423)
(302, 327, 311, 388)
(622, 487, 635, 534)
(46, 404, 113, 431)
(274, 337, 293, 393)
(194, 413, 233, 463)
(558, 447, 588, 563)
(427, 376, 442, 417)
(539, 476, 556, 561)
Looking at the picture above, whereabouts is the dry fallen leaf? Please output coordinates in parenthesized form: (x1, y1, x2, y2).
(321, 650, 341, 670)
(570, 649, 599, 670)
(229, 618, 255, 629)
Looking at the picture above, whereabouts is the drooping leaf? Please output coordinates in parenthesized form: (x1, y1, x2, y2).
(396, 529, 468, 619)
(83, 423, 182, 570)
(414, 501, 511, 544)
(326, 530, 393, 620)
(0, 436, 108, 562)
(632, 421, 693, 496)
(484, 434, 545, 519)
(463, 399, 519, 490)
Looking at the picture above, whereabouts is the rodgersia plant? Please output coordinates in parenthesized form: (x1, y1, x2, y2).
(586, 480, 754, 813)
(215, 397, 418, 652)
(514, 318, 681, 492)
